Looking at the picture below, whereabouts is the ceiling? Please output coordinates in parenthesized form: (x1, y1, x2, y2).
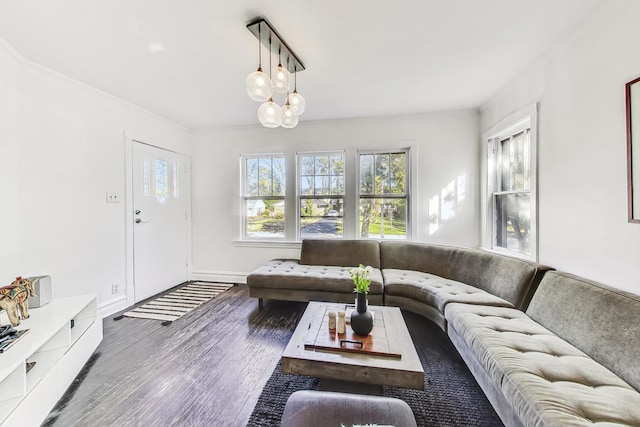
(0, 0, 604, 129)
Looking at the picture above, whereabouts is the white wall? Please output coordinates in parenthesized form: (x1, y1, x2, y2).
(191, 111, 480, 280)
(480, 0, 640, 295)
(0, 40, 191, 309)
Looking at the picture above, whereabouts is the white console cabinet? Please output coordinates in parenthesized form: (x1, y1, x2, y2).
(0, 295, 102, 426)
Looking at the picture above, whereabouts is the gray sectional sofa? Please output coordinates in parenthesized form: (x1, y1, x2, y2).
(246, 239, 640, 427)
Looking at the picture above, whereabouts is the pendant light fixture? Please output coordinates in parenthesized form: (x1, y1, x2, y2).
(245, 23, 272, 102)
(271, 47, 291, 94)
(258, 98, 284, 128)
(258, 37, 283, 128)
(281, 58, 299, 128)
(281, 97, 299, 128)
(287, 65, 306, 116)
(246, 17, 306, 128)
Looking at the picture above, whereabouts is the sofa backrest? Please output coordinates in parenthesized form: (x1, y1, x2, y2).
(379, 242, 451, 278)
(526, 271, 640, 392)
(380, 242, 550, 309)
(300, 239, 381, 268)
(447, 247, 549, 310)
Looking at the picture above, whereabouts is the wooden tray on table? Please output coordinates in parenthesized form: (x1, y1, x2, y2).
(304, 306, 401, 358)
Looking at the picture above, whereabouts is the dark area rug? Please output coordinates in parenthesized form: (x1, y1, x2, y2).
(247, 310, 503, 427)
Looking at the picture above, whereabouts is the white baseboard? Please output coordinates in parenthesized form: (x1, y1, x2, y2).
(190, 270, 247, 284)
(98, 295, 128, 318)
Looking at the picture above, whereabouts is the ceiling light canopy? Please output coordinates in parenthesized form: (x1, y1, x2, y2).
(245, 17, 306, 128)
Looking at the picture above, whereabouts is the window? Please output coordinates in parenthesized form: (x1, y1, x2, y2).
(155, 159, 169, 203)
(358, 150, 409, 239)
(142, 157, 180, 202)
(486, 109, 537, 258)
(242, 154, 286, 239)
(299, 153, 345, 239)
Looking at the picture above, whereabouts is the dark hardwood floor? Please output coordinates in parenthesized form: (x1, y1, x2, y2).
(43, 284, 308, 427)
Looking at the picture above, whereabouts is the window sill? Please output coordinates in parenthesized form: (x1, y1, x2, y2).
(233, 240, 302, 250)
(480, 246, 536, 262)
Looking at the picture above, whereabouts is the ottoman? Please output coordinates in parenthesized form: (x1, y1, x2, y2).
(281, 390, 417, 427)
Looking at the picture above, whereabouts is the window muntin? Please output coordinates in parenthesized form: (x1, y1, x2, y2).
(243, 155, 286, 239)
(299, 153, 344, 239)
(358, 151, 408, 239)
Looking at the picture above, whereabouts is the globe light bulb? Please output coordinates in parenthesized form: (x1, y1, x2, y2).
(288, 90, 306, 115)
(271, 63, 290, 93)
(246, 67, 272, 102)
(258, 98, 283, 128)
(281, 103, 299, 128)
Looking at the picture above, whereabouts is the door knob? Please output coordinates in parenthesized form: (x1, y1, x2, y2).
(135, 218, 142, 224)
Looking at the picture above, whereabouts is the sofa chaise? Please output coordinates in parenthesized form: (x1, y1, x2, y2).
(247, 240, 384, 308)
(446, 270, 640, 426)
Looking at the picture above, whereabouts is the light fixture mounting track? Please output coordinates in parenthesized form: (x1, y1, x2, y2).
(246, 17, 305, 74)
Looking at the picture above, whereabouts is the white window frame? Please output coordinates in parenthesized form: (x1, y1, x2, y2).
(483, 104, 538, 260)
(238, 146, 414, 244)
(357, 148, 411, 240)
(297, 151, 346, 240)
(240, 153, 287, 240)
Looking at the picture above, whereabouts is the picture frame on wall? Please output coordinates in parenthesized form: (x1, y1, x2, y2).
(626, 76, 640, 223)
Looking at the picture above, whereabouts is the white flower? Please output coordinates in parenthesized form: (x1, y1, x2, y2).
(350, 264, 373, 293)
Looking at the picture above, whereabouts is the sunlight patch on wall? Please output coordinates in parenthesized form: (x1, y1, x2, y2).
(148, 43, 165, 54)
(429, 174, 466, 236)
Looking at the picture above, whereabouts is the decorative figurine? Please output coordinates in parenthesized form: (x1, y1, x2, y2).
(0, 276, 37, 326)
(337, 311, 346, 334)
(328, 311, 336, 331)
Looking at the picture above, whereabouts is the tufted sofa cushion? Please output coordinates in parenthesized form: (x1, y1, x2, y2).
(526, 271, 640, 393)
(383, 269, 514, 313)
(445, 303, 640, 426)
(246, 259, 384, 295)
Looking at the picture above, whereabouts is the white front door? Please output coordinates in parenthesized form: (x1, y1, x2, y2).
(132, 141, 188, 302)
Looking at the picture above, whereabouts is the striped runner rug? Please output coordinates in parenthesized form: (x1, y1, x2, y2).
(123, 282, 234, 323)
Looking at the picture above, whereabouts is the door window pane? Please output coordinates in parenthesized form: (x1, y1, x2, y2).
(155, 159, 168, 204)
